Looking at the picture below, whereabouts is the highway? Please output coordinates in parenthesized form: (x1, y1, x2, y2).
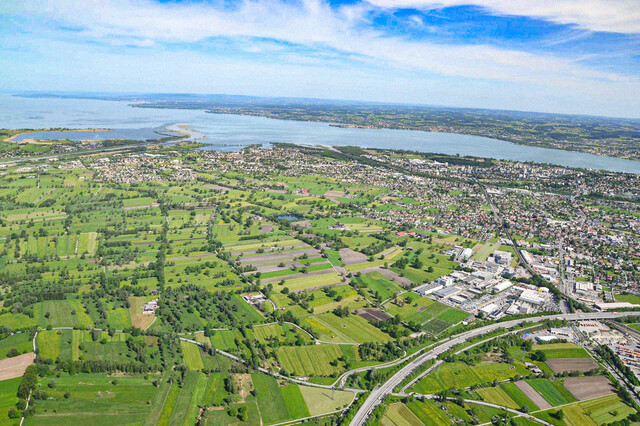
(349, 311, 640, 426)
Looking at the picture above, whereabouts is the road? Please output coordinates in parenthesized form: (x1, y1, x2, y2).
(179, 337, 366, 394)
(349, 310, 640, 425)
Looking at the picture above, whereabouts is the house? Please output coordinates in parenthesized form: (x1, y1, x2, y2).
(243, 293, 266, 303)
(143, 300, 159, 315)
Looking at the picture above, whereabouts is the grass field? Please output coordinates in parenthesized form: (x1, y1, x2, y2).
(252, 374, 291, 424)
(34, 299, 93, 328)
(0, 377, 20, 425)
(279, 272, 344, 292)
(531, 343, 590, 359)
(384, 292, 467, 329)
(525, 379, 574, 406)
(500, 382, 539, 411)
(280, 385, 310, 419)
(168, 371, 207, 426)
(209, 330, 240, 351)
(380, 403, 424, 426)
(181, 341, 204, 370)
(252, 323, 313, 344)
(105, 305, 132, 329)
(471, 241, 501, 261)
(202, 373, 228, 406)
(25, 373, 161, 426)
(0, 333, 32, 360)
(537, 394, 634, 426)
(613, 294, 640, 305)
(405, 400, 453, 426)
(311, 312, 392, 343)
(277, 344, 344, 376)
(298, 385, 354, 416)
(356, 271, 403, 301)
(0, 313, 37, 330)
(476, 386, 520, 409)
(412, 361, 527, 394)
(36, 330, 60, 361)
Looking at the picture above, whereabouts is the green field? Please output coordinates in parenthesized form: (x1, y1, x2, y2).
(531, 343, 590, 359)
(405, 400, 454, 426)
(476, 386, 520, 409)
(525, 379, 574, 406)
(34, 299, 93, 328)
(298, 385, 354, 416)
(277, 344, 344, 376)
(500, 382, 539, 411)
(385, 292, 467, 329)
(251, 374, 292, 424)
(181, 341, 205, 370)
(309, 312, 392, 343)
(0, 377, 20, 425)
(36, 330, 60, 360)
(537, 394, 634, 426)
(0, 333, 32, 360)
(412, 361, 527, 394)
(0, 313, 37, 330)
(379, 402, 424, 426)
(355, 271, 403, 301)
(24, 373, 162, 426)
(279, 272, 344, 292)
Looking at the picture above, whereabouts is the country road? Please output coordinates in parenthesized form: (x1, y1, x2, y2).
(349, 310, 640, 426)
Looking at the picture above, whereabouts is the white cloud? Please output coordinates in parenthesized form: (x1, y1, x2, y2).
(367, 0, 640, 34)
(1, 0, 638, 116)
(4, 0, 630, 86)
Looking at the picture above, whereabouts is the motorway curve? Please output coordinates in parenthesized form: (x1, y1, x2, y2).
(349, 311, 640, 425)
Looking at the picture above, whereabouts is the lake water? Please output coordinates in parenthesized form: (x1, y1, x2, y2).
(12, 127, 172, 142)
(0, 94, 638, 174)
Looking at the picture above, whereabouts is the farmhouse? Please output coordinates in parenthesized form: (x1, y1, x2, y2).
(143, 299, 158, 314)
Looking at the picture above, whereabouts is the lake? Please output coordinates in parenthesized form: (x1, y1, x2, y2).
(0, 94, 638, 174)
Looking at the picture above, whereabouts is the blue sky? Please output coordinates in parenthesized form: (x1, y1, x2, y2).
(0, 0, 639, 117)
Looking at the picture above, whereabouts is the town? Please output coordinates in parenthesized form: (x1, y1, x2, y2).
(0, 138, 638, 426)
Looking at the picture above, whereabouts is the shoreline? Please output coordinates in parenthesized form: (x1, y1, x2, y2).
(5, 128, 113, 142)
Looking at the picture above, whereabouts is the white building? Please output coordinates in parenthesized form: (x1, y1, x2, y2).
(519, 289, 546, 305)
(493, 280, 513, 293)
(461, 248, 473, 259)
(481, 303, 500, 316)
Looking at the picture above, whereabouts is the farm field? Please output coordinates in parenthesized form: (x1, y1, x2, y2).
(536, 394, 635, 426)
(306, 312, 392, 343)
(384, 292, 467, 331)
(0, 333, 33, 360)
(276, 344, 346, 376)
(0, 377, 20, 425)
(181, 341, 205, 370)
(531, 343, 590, 359)
(525, 378, 575, 407)
(378, 402, 424, 426)
(0, 140, 637, 424)
(412, 361, 528, 394)
(24, 373, 162, 426)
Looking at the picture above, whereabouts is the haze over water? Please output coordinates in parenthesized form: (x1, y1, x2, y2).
(1, 94, 638, 174)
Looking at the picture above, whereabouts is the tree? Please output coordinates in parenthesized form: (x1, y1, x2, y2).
(530, 350, 547, 362)
(6, 348, 18, 358)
